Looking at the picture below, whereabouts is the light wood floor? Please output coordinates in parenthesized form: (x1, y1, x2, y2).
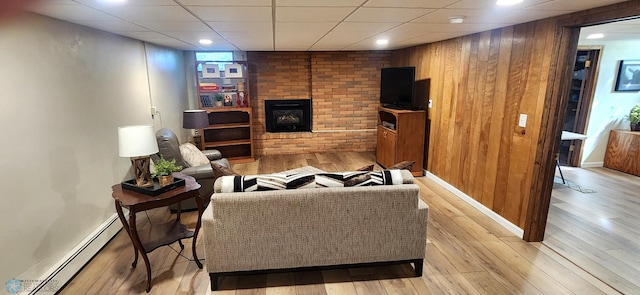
(546, 166, 640, 295)
(61, 152, 621, 294)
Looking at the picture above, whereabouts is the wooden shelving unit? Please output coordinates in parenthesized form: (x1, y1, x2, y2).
(199, 107, 254, 163)
(376, 106, 426, 176)
(196, 60, 254, 163)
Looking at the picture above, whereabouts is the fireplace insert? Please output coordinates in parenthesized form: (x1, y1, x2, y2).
(265, 99, 312, 132)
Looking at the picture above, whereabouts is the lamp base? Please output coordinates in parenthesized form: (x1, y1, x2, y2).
(131, 156, 153, 187)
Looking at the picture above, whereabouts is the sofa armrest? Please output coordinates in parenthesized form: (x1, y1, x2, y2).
(202, 149, 222, 161)
(181, 164, 214, 180)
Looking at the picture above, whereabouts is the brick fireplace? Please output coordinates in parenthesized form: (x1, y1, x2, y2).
(248, 51, 391, 156)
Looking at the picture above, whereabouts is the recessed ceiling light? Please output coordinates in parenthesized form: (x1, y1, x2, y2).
(199, 39, 213, 45)
(101, 0, 127, 3)
(376, 39, 389, 45)
(448, 16, 465, 24)
(586, 33, 604, 39)
(496, 0, 523, 6)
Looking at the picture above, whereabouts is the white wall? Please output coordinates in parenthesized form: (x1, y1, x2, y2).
(578, 39, 640, 166)
(0, 13, 189, 289)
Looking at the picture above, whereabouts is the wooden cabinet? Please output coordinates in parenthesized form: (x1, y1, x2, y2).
(196, 60, 254, 163)
(376, 107, 426, 176)
(604, 130, 640, 176)
(202, 108, 254, 163)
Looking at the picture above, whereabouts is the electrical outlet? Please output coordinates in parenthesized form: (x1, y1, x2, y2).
(150, 106, 156, 116)
(428, 99, 433, 108)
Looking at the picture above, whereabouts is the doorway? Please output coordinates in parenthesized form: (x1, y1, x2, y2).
(559, 48, 600, 167)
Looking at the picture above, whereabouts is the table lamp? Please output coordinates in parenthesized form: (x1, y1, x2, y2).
(183, 109, 209, 130)
(118, 125, 159, 187)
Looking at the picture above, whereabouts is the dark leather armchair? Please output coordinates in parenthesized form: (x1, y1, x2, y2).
(153, 128, 226, 211)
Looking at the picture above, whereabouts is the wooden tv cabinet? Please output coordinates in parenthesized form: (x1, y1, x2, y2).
(376, 106, 426, 176)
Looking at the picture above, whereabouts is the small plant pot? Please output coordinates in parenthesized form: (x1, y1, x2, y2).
(216, 101, 223, 107)
(158, 175, 174, 187)
(631, 122, 640, 131)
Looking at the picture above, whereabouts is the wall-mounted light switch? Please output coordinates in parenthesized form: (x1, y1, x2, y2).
(518, 114, 527, 127)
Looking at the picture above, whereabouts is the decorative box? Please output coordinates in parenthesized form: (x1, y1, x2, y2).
(225, 63, 245, 78)
(202, 64, 221, 78)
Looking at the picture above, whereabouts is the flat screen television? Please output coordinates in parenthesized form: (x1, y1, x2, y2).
(379, 66, 416, 109)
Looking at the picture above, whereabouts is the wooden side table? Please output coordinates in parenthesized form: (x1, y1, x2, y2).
(111, 173, 203, 292)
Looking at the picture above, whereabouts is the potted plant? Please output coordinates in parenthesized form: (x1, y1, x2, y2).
(630, 103, 640, 131)
(153, 156, 183, 186)
(213, 93, 224, 107)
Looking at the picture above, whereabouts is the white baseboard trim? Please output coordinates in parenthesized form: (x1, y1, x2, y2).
(425, 171, 524, 238)
(580, 162, 603, 168)
(31, 214, 121, 294)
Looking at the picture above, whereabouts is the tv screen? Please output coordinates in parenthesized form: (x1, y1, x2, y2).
(380, 66, 415, 108)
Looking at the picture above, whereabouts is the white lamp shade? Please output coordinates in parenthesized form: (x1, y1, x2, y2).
(118, 125, 159, 157)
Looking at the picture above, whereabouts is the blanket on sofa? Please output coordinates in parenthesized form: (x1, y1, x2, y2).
(216, 169, 410, 192)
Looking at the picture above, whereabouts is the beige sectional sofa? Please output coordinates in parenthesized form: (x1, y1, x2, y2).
(201, 169, 429, 291)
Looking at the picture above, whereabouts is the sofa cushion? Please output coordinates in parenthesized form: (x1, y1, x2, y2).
(180, 143, 210, 166)
(210, 161, 239, 179)
(215, 170, 412, 193)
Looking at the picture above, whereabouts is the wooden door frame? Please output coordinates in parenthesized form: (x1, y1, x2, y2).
(569, 46, 602, 167)
(523, 1, 640, 242)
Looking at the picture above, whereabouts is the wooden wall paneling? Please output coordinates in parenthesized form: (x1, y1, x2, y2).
(468, 31, 494, 200)
(481, 26, 513, 208)
(473, 30, 501, 201)
(441, 40, 456, 183)
(453, 35, 473, 191)
(493, 23, 528, 220)
(520, 18, 556, 227)
(458, 34, 481, 195)
(428, 44, 444, 173)
(503, 22, 537, 226)
(524, 25, 580, 242)
(425, 44, 442, 172)
(390, 0, 640, 241)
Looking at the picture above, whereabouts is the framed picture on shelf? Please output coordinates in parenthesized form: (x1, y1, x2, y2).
(223, 93, 236, 106)
(615, 60, 640, 92)
(225, 63, 245, 78)
(202, 63, 220, 78)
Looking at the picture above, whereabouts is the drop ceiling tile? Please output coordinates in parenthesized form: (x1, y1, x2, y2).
(135, 21, 210, 32)
(412, 8, 520, 24)
(528, 0, 627, 11)
(76, 0, 178, 6)
(207, 21, 272, 32)
(334, 22, 402, 32)
(506, 9, 573, 23)
(226, 34, 273, 50)
(73, 20, 149, 32)
(346, 7, 435, 22)
(364, 0, 460, 8)
(178, 0, 271, 6)
(275, 33, 325, 50)
(26, 4, 122, 21)
(311, 31, 374, 48)
(189, 6, 272, 22)
(448, 0, 552, 9)
(277, 7, 355, 22)
(276, 0, 364, 7)
(94, 6, 200, 22)
(221, 31, 273, 41)
(162, 31, 227, 42)
(370, 22, 502, 43)
(276, 22, 336, 32)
